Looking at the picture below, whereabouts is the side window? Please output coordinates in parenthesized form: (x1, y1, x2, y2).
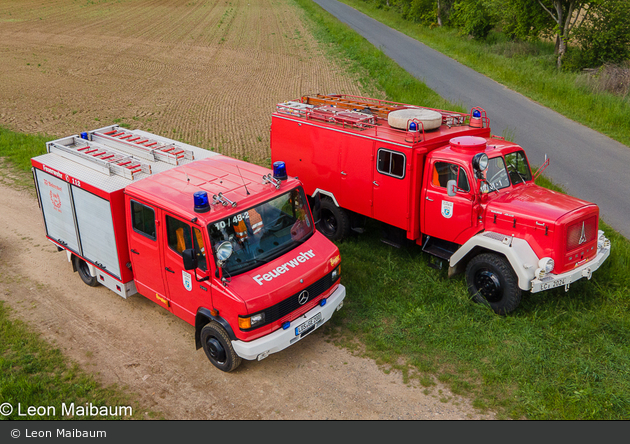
(193, 227, 207, 271)
(432, 162, 470, 192)
(131, 201, 156, 240)
(166, 216, 192, 256)
(377, 149, 406, 179)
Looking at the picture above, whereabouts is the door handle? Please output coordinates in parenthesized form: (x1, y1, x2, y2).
(130, 249, 140, 255)
(373, 181, 379, 186)
(165, 267, 175, 274)
(426, 197, 433, 201)
(341, 171, 347, 176)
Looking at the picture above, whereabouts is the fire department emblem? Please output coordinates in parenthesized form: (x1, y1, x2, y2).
(182, 271, 193, 292)
(441, 201, 454, 219)
(50, 190, 62, 210)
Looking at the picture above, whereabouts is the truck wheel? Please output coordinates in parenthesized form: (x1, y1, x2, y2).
(73, 256, 99, 287)
(465, 253, 521, 315)
(201, 322, 241, 372)
(317, 198, 350, 241)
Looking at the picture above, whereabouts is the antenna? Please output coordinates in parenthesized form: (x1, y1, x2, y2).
(236, 165, 250, 195)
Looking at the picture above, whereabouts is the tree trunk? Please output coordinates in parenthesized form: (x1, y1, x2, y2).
(437, 0, 442, 26)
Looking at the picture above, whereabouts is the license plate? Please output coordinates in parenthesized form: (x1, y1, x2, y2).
(541, 278, 566, 290)
(295, 312, 322, 336)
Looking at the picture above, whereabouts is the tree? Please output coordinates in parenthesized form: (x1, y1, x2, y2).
(534, 0, 596, 69)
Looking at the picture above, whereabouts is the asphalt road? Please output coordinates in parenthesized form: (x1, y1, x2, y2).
(312, 0, 630, 240)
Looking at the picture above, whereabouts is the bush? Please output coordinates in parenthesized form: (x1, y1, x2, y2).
(450, 0, 494, 39)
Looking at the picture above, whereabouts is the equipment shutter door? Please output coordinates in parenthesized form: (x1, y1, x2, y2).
(71, 186, 121, 279)
(35, 170, 81, 253)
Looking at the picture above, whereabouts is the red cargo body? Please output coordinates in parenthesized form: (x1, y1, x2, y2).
(271, 94, 611, 314)
(32, 125, 345, 371)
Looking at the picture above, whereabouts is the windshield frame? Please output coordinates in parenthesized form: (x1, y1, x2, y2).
(206, 186, 314, 277)
(484, 150, 533, 191)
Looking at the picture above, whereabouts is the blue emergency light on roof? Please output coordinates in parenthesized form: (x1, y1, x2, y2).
(193, 191, 210, 213)
(273, 161, 287, 181)
(473, 109, 481, 118)
(80, 132, 88, 140)
(409, 121, 418, 131)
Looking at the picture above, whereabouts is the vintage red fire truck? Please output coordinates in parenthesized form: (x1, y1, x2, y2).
(31, 125, 345, 371)
(270, 94, 611, 314)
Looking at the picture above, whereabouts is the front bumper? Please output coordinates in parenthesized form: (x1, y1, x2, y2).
(531, 231, 611, 293)
(232, 284, 346, 361)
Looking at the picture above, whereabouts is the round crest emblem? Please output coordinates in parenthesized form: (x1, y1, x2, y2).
(298, 290, 309, 305)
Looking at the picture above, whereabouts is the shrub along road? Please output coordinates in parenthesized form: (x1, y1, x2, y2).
(312, 0, 630, 240)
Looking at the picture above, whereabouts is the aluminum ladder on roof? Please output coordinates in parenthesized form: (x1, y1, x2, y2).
(91, 128, 195, 166)
(47, 136, 152, 180)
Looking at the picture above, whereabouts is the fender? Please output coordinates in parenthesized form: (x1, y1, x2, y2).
(449, 231, 540, 291)
(312, 189, 339, 207)
(195, 308, 237, 349)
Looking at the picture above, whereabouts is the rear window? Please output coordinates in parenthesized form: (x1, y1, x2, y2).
(377, 149, 406, 179)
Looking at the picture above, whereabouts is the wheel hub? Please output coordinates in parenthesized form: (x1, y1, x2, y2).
(206, 337, 226, 363)
(476, 270, 502, 302)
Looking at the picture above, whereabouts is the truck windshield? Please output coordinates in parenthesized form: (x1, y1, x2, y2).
(207, 187, 314, 276)
(486, 150, 532, 190)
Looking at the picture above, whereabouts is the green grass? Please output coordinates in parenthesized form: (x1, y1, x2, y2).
(294, 0, 630, 419)
(0, 301, 148, 420)
(332, 0, 630, 148)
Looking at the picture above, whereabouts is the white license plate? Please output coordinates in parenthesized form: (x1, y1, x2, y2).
(541, 278, 566, 290)
(295, 312, 322, 336)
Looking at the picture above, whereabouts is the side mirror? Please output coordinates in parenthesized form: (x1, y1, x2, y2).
(182, 248, 198, 270)
(311, 193, 321, 224)
(447, 180, 458, 197)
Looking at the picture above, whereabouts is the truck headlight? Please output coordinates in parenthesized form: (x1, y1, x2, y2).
(538, 257, 554, 273)
(238, 312, 265, 330)
(331, 265, 341, 281)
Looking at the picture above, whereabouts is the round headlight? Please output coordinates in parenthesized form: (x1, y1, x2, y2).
(472, 153, 489, 172)
(538, 257, 554, 273)
(216, 241, 233, 262)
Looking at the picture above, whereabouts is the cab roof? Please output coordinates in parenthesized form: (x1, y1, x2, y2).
(124, 155, 300, 223)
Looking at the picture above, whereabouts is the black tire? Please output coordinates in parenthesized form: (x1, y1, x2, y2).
(317, 197, 350, 241)
(73, 255, 99, 287)
(465, 253, 521, 315)
(201, 322, 241, 372)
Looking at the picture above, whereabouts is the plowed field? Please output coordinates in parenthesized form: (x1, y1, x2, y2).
(0, 0, 361, 163)
(0, 0, 494, 420)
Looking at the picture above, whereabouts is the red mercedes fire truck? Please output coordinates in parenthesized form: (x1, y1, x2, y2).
(31, 125, 344, 371)
(270, 94, 611, 314)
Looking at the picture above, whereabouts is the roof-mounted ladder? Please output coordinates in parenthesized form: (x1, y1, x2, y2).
(91, 128, 194, 166)
(48, 137, 152, 180)
(301, 94, 406, 119)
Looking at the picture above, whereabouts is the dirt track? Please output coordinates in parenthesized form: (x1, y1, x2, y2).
(0, 0, 495, 419)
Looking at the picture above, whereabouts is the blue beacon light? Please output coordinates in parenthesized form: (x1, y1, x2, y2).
(193, 191, 210, 213)
(473, 109, 481, 118)
(273, 161, 287, 181)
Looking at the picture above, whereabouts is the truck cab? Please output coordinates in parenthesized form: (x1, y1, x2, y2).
(32, 126, 345, 371)
(271, 94, 610, 314)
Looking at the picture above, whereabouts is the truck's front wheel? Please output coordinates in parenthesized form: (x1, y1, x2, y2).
(465, 253, 521, 315)
(201, 322, 241, 372)
(317, 197, 350, 241)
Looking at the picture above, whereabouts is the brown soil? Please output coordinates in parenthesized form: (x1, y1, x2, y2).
(0, 0, 495, 419)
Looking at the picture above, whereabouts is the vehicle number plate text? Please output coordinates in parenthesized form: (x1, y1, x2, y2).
(295, 312, 322, 336)
(541, 278, 566, 290)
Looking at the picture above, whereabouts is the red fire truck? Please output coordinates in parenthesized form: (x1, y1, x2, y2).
(270, 94, 611, 314)
(31, 125, 345, 371)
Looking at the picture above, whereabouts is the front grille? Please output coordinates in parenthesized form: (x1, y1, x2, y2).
(566, 216, 597, 251)
(243, 270, 336, 331)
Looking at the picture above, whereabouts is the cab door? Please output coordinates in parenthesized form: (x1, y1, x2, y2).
(127, 199, 170, 310)
(161, 212, 211, 324)
(423, 160, 475, 244)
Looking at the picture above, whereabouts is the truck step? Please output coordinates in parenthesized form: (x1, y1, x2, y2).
(422, 237, 458, 261)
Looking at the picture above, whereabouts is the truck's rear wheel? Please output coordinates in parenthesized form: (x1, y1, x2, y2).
(317, 198, 350, 241)
(73, 256, 99, 287)
(201, 322, 241, 372)
(465, 253, 521, 315)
